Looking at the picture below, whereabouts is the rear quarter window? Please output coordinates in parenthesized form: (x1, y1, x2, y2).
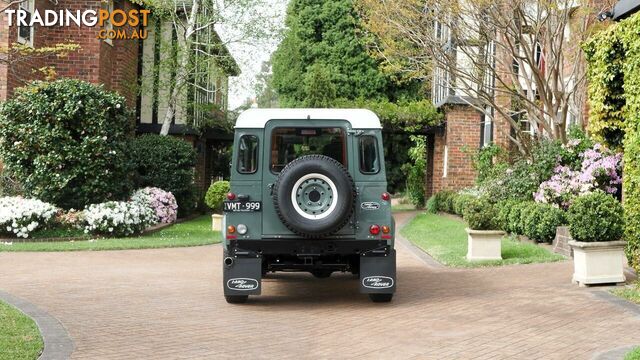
(237, 135, 258, 174)
(359, 135, 380, 174)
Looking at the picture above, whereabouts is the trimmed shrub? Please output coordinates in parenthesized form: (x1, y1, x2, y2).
(83, 201, 157, 237)
(131, 187, 178, 224)
(463, 197, 496, 230)
(568, 190, 624, 242)
(439, 191, 456, 213)
(453, 193, 475, 216)
(130, 134, 198, 217)
(0, 196, 58, 238)
(0, 79, 134, 209)
(494, 200, 519, 232)
(205, 181, 230, 212)
(536, 205, 566, 243)
(518, 202, 539, 238)
(507, 202, 529, 234)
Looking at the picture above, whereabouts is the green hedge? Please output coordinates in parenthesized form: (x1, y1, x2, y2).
(130, 134, 198, 217)
(428, 191, 567, 243)
(0, 79, 133, 209)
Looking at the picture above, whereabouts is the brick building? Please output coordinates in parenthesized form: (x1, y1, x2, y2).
(0, 0, 239, 193)
(426, 0, 614, 197)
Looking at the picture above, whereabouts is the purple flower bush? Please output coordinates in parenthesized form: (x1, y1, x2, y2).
(131, 187, 178, 224)
(534, 143, 622, 209)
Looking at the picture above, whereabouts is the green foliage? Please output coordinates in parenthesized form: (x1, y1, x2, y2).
(401, 136, 427, 207)
(302, 63, 338, 107)
(494, 200, 519, 232)
(473, 144, 508, 185)
(0, 171, 23, 196)
(453, 194, 475, 216)
(568, 191, 624, 242)
(205, 181, 230, 212)
(130, 134, 197, 217)
(463, 197, 496, 230)
(425, 195, 438, 214)
(583, 25, 627, 149)
(0, 79, 133, 209)
(507, 202, 530, 235)
(584, 12, 640, 268)
(536, 204, 566, 243)
(272, 0, 389, 106)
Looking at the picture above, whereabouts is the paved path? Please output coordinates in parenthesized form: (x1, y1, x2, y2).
(0, 212, 639, 359)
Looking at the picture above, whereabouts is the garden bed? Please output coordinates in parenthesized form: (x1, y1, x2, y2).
(400, 213, 564, 268)
(0, 215, 219, 252)
(0, 300, 43, 360)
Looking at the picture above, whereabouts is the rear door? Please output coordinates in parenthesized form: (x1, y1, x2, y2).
(261, 119, 356, 237)
(352, 131, 391, 240)
(226, 129, 263, 242)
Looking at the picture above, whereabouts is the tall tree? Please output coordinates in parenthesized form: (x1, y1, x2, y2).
(358, 0, 603, 152)
(272, 0, 412, 106)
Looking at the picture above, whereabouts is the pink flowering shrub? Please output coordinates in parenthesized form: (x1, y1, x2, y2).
(131, 187, 178, 224)
(534, 144, 622, 209)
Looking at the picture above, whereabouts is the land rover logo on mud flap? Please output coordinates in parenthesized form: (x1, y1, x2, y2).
(227, 278, 259, 291)
(362, 276, 394, 289)
(361, 202, 380, 210)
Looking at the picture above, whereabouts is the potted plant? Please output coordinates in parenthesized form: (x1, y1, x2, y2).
(205, 180, 230, 231)
(568, 190, 626, 286)
(463, 197, 505, 261)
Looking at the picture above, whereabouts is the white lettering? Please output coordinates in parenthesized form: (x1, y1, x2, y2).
(16, 9, 27, 27)
(44, 10, 57, 26)
(82, 10, 97, 26)
(5, 10, 15, 27)
(66, 10, 81, 26)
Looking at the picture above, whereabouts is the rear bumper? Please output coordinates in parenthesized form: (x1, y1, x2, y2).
(226, 239, 391, 257)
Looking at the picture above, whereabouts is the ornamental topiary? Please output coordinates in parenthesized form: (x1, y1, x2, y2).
(522, 204, 545, 241)
(0, 79, 134, 209)
(130, 134, 198, 217)
(205, 181, 230, 212)
(494, 200, 519, 232)
(462, 197, 497, 230)
(568, 191, 624, 242)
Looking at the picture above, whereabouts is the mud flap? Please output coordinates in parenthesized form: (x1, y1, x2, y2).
(223, 256, 262, 296)
(359, 249, 396, 294)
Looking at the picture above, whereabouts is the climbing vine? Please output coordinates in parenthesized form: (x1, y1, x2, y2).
(584, 12, 640, 271)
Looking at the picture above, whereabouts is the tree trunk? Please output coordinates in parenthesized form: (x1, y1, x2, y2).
(159, 0, 200, 136)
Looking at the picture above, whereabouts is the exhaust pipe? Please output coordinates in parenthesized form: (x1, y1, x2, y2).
(224, 257, 234, 267)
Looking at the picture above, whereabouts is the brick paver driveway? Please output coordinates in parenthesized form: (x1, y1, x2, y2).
(1, 212, 639, 359)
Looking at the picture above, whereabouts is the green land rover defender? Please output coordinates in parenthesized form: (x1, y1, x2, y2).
(222, 109, 396, 303)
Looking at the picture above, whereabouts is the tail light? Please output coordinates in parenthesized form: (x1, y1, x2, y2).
(381, 192, 390, 201)
(369, 224, 380, 235)
(227, 225, 236, 234)
(226, 192, 236, 200)
(381, 225, 390, 234)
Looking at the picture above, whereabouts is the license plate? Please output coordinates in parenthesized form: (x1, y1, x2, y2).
(223, 201, 262, 212)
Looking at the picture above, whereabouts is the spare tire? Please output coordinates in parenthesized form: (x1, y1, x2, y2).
(273, 155, 355, 237)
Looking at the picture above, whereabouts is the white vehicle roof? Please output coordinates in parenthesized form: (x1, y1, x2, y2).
(235, 108, 382, 129)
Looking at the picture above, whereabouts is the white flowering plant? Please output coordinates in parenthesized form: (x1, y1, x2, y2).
(83, 201, 157, 237)
(131, 187, 178, 224)
(0, 196, 58, 238)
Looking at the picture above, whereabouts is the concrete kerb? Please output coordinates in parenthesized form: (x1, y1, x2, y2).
(0, 289, 74, 360)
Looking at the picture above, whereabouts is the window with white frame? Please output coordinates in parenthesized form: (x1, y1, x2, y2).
(101, 0, 114, 45)
(17, 0, 35, 46)
(481, 107, 493, 147)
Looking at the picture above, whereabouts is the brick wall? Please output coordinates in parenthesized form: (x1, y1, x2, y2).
(429, 104, 481, 194)
(0, 0, 139, 107)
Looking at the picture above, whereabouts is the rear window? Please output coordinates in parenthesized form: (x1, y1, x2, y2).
(359, 135, 380, 174)
(237, 135, 258, 174)
(270, 127, 346, 173)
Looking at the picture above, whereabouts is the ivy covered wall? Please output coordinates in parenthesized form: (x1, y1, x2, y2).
(584, 12, 640, 270)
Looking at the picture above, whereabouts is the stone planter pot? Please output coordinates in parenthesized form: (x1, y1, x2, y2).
(569, 240, 626, 286)
(212, 214, 224, 231)
(466, 229, 506, 261)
